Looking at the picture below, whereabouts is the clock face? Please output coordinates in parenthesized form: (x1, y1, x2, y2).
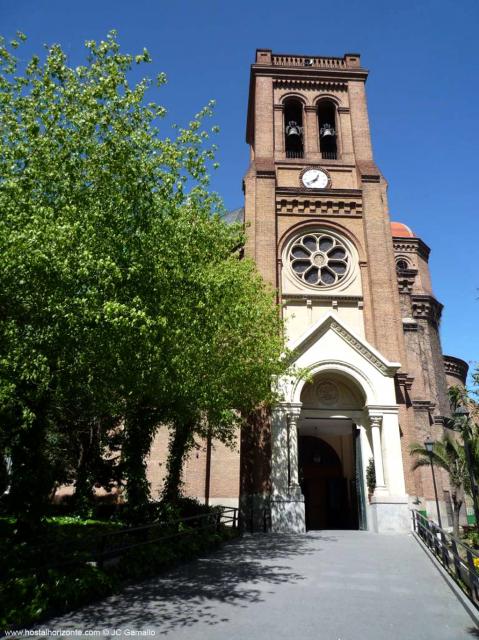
(302, 168, 329, 189)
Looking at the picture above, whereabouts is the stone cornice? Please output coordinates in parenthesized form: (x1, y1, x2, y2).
(276, 187, 362, 197)
(393, 237, 430, 261)
(411, 294, 443, 326)
(396, 372, 414, 391)
(252, 65, 368, 83)
(254, 159, 276, 177)
(402, 318, 418, 332)
(283, 293, 363, 303)
(412, 399, 435, 412)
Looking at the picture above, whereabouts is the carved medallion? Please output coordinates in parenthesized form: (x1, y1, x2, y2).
(316, 381, 339, 406)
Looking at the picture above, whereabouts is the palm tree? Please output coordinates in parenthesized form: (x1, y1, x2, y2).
(410, 435, 467, 538)
(447, 385, 479, 524)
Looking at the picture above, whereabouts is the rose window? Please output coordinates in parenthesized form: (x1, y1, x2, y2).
(289, 233, 349, 287)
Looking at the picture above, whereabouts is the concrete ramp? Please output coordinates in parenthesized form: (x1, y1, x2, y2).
(42, 531, 477, 639)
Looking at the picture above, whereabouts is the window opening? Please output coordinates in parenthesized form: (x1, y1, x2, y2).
(289, 232, 349, 287)
(284, 99, 304, 158)
(317, 101, 338, 160)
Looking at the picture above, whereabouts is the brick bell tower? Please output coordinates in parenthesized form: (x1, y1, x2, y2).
(240, 49, 454, 533)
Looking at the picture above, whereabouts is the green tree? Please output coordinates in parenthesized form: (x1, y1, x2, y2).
(0, 31, 288, 527)
(160, 245, 287, 502)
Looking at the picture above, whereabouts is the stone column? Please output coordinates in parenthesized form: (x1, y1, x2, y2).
(381, 409, 407, 496)
(368, 409, 410, 533)
(270, 403, 305, 533)
(287, 410, 301, 488)
(304, 106, 319, 157)
(271, 405, 289, 495)
(370, 414, 387, 494)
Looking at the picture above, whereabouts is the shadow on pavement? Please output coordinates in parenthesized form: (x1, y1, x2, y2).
(47, 532, 338, 634)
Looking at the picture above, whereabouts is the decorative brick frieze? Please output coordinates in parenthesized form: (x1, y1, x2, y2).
(276, 196, 362, 216)
(411, 295, 443, 326)
(273, 79, 347, 92)
(443, 355, 469, 385)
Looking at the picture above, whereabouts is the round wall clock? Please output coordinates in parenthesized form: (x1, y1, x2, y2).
(300, 167, 330, 189)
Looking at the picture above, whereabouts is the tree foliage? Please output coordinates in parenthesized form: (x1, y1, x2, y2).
(0, 31, 288, 526)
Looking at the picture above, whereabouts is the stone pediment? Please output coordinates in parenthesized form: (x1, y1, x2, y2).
(288, 313, 400, 377)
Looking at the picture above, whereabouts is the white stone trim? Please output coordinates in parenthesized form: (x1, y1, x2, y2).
(287, 312, 400, 376)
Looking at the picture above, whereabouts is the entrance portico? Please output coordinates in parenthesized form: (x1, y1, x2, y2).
(271, 313, 410, 533)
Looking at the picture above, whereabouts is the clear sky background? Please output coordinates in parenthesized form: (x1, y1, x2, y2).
(1, 0, 478, 378)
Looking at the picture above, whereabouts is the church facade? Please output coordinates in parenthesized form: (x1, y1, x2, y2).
(148, 50, 467, 534)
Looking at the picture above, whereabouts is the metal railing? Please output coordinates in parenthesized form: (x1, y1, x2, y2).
(7, 506, 239, 573)
(321, 151, 338, 160)
(272, 55, 347, 69)
(286, 150, 304, 159)
(96, 506, 239, 567)
(412, 510, 479, 606)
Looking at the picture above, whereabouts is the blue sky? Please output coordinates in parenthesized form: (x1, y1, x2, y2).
(1, 0, 478, 377)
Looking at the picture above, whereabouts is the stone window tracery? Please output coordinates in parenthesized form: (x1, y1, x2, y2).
(289, 232, 350, 287)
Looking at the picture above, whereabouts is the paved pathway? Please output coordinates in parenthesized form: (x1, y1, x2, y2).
(40, 531, 477, 640)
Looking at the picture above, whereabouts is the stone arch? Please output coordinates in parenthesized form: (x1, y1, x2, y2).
(313, 94, 343, 107)
(278, 92, 308, 106)
(291, 360, 376, 407)
(278, 218, 367, 263)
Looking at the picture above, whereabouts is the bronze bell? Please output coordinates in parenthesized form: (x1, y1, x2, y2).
(286, 120, 302, 138)
(320, 123, 336, 138)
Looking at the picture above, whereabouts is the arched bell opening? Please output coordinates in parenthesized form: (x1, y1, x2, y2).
(297, 372, 367, 530)
(317, 100, 338, 160)
(284, 98, 304, 159)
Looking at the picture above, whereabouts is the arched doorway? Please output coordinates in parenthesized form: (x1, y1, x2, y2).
(298, 373, 367, 530)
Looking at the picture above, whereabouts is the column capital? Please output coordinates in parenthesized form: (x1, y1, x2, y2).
(369, 413, 383, 428)
(286, 403, 302, 421)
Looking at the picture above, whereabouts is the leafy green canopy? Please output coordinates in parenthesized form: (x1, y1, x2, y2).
(0, 32, 288, 522)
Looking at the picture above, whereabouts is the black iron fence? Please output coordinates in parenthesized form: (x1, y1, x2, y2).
(412, 509, 479, 606)
(7, 506, 239, 574)
(95, 506, 238, 568)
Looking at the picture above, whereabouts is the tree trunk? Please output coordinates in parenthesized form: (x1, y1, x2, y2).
(451, 490, 463, 539)
(122, 405, 157, 522)
(8, 404, 53, 535)
(162, 418, 195, 504)
(72, 426, 95, 516)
